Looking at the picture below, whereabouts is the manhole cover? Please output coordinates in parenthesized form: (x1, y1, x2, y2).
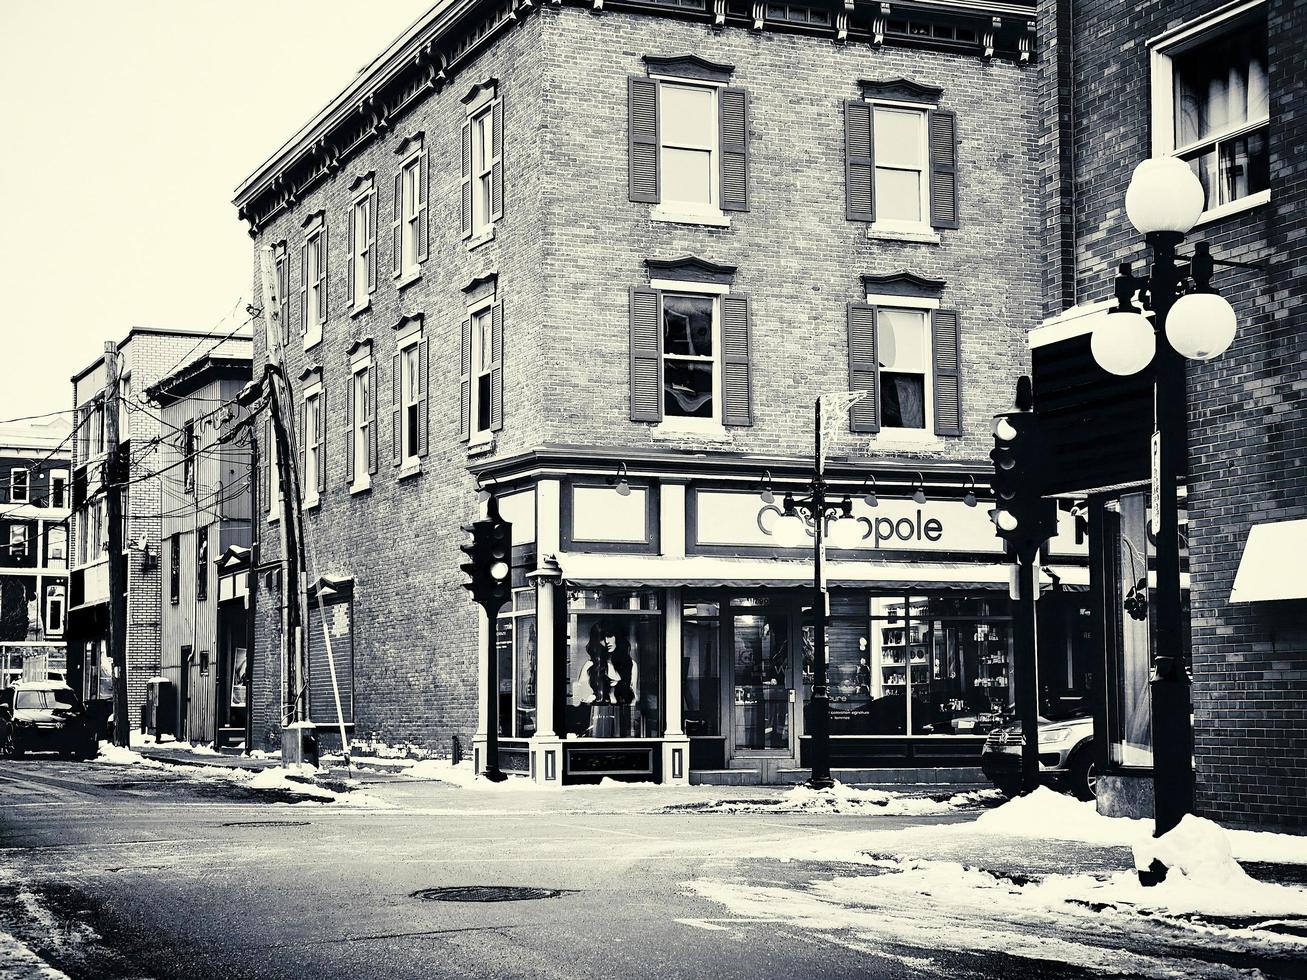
(412, 886, 564, 903)
(219, 820, 312, 828)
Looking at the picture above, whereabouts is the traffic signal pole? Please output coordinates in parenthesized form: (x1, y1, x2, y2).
(462, 494, 513, 782)
(1013, 549, 1041, 793)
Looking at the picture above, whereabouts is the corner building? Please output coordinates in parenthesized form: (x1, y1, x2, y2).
(235, 0, 1088, 784)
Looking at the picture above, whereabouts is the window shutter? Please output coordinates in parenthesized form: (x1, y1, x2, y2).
(299, 241, 308, 334)
(489, 300, 504, 432)
(459, 317, 472, 442)
(844, 100, 875, 223)
(629, 286, 662, 422)
(928, 109, 959, 230)
(490, 97, 504, 223)
(316, 391, 327, 494)
(344, 372, 354, 485)
(366, 189, 378, 293)
(932, 308, 963, 436)
(367, 364, 379, 475)
(345, 204, 356, 307)
(460, 118, 473, 240)
(719, 87, 749, 212)
(392, 171, 403, 276)
(417, 337, 429, 458)
(847, 303, 880, 433)
(720, 294, 752, 425)
(318, 228, 328, 324)
(628, 77, 660, 204)
(298, 399, 306, 480)
(391, 351, 401, 464)
(417, 149, 429, 262)
(260, 418, 270, 512)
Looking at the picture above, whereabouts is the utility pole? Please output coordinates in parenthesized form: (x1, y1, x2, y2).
(103, 342, 130, 747)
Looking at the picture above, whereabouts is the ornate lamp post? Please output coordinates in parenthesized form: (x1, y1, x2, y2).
(1089, 157, 1239, 880)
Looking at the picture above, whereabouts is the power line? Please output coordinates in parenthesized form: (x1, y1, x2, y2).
(0, 408, 76, 426)
(155, 298, 249, 383)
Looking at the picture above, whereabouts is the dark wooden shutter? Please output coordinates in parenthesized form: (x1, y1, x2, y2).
(932, 308, 963, 436)
(298, 398, 306, 480)
(391, 351, 401, 464)
(459, 317, 472, 442)
(345, 204, 356, 308)
(847, 303, 880, 433)
(460, 118, 473, 239)
(417, 337, 429, 458)
(720, 294, 752, 425)
(298, 241, 308, 334)
(719, 87, 749, 212)
(344, 370, 354, 484)
(629, 286, 662, 422)
(316, 390, 327, 493)
(259, 418, 270, 511)
(318, 227, 328, 323)
(628, 77, 659, 203)
(366, 363, 378, 475)
(928, 109, 959, 229)
(391, 171, 403, 276)
(366, 189, 378, 293)
(490, 97, 504, 222)
(844, 100, 875, 222)
(416, 149, 429, 262)
(489, 300, 504, 432)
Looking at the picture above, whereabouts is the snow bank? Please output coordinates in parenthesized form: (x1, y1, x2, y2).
(0, 928, 70, 980)
(94, 743, 166, 768)
(695, 781, 997, 816)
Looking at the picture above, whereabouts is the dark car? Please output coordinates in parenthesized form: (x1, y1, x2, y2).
(0, 682, 98, 759)
(980, 711, 1097, 801)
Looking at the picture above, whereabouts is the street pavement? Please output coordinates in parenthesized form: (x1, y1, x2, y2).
(1, 755, 1304, 980)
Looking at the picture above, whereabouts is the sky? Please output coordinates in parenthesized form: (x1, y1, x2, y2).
(0, 0, 435, 423)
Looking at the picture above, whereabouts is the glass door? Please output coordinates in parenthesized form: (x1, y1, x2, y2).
(731, 610, 792, 751)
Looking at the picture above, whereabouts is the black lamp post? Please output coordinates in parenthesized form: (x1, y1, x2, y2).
(1088, 157, 1239, 881)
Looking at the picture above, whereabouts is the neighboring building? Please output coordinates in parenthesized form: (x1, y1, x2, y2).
(0, 416, 71, 679)
(145, 345, 254, 747)
(1032, 0, 1305, 828)
(233, 0, 1096, 784)
(67, 326, 253, 733)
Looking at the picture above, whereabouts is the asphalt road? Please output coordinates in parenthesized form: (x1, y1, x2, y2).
(1, 758, 1302, 980)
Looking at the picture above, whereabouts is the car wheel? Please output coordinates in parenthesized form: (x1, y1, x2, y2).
(1067, 749, 1097, 801)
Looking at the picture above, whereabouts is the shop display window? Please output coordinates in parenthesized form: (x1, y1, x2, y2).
(682, 600, 720, 737)
(1105, 493, 1153, 767)
(565, 589, 662, 738)
(495, 587, 537, 738)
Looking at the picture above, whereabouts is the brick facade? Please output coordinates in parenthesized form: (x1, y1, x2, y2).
(1038, 0, 1306, 828)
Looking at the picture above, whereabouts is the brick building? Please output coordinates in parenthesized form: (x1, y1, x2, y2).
(234, 0, 1094, 783)
(1032, 0, 1305, 828)
(0, 416, 71, 681)
(67, 326, 253, 734)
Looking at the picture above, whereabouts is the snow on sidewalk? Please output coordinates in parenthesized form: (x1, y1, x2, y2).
(0, 928, 70, 980)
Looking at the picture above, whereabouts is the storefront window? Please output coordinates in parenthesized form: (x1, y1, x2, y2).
(495, 588, 537, 738)
(565, 589, 662, 738)
(682, 600, 720, 736)
(1106, 494, 1153, 767)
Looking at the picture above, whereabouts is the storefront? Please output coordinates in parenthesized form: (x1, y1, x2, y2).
(472, 455, 1089, 785)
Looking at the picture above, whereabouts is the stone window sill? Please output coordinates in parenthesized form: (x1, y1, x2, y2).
(467, 227, 496, 251)
(868, 225, 941, 245)
(1194, 189, 1270, 228)
(467, 433, 496, 457)
(350, 300, 371, 319)
(396, 270, 423, 291)
(397, 461, 422, 481)
(349, 477, 372, 496)
(651, 205, 731, 228)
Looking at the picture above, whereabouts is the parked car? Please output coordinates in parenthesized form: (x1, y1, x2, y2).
(980, 711, 1096, 801)
(0, 682, 97, 759)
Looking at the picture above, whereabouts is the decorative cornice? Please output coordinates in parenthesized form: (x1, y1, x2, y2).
(461, 271, 499, 294)
(858, 78, 944, 103)
(300, 209, 325, 229)
(347, 170, 376, 192)
(394, 130, 425, 156)
(307, 574, 355, 603)
(392, 311, 425, 332)
(643, 53, 734, 82)
(862, 271, 947, 297)
(461, 76, 499, 105)
(346, 337, 374, 358)
(646, 255, 737, 285)
(297, 364, 324, 383)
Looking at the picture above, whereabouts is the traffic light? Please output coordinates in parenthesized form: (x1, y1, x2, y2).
(989, 377, 1057, 557)
(460, 507, 513, 612)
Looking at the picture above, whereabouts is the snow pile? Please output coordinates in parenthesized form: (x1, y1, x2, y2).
(696, 781, 994, 816)
(94, 743, 166, 768)
(0, 927, 71, 980)
(973, 786, 1146, 845)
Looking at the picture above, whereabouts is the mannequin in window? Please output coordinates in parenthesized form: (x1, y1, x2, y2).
(580, 620, 639, 737)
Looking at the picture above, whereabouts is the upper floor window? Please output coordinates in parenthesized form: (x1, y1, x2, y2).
(628, 57, 749, 223)
(169, 533, 180, 603)
(462, 301, 503, 442)
(392, 140, 428, 282)
(303, 388, 323, 507)
(196, 526, 209, 602)
(301, 219, 327, 349)
(347, 350, 377, 489)
(347, 179, 377, 313)
(8, 524, 26, 558)
(272, 242, 290, 351)
(45, 585, 65, 636)
(50, 471, 68, 509)
(182, 420, 196, 493)
(47, 526, 67, 565)
(9, 468, 28, 504)
(1151, 2, 1268, 218)
(392, 318, 428, 470)
(873, 108, 928, 227)
(400, 342, 423, 465)
(874, 307, 931, 430)
(462, 82, 503, 243)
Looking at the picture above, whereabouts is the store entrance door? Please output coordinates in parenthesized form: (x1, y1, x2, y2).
(730, 609, 795, 754)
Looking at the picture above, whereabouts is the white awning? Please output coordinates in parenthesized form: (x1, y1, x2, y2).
(1230, 519, 1307, 602)
(557, 553, 1089, 591)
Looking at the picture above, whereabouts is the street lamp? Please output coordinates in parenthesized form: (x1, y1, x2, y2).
(1088, 156, 1239, 881)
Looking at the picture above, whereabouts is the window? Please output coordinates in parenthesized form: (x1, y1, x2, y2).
(9, 468, 28, 504)
(877, 308, 931, 430)
(302, 226, 326, 348)
(460, 295, 502, 443)
(401, 345, 420, 463)
(8, 524, 26, 557)
(662, 293, 717, 420)
(196, 526, 208, 601)
(873, 107, 928, 227)
(1151, 3, 1268, 216)
(169, 533, 180, 604)
(461, 85, 502, 241)
(392, 323, 428, 466)
(661, 82, 717, 209)
(45, 586, 65, 636)
(272, 244, 290, 350)
(47, 526, 67, 565)
(347, 185, 376, 312)
(394, 147, 427, 280)
(471, 105, 495, 236)
(350, 364, 372, 486)
(199, 649, 210, 677)
(304, 391, 321, 505)
(472, 307, 494, 435)
(1104, 494, 1154, 767)
(564, 590, 663, 739)
(495, 587, 537, 738)
(50, 471, 68, 509)
(682, 599, 721, 736)
(181, 420, 196, 493)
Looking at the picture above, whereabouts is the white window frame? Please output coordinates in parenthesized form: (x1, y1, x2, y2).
(1149, 0, 1270, 225)
(272, 243, 289, 352)
(181, 419, 196, 494)
(470, 104, 495, 239)
(303, 384, 322, 509)
(349, 349, 373, 492)
(47, 525, 67, 564)
(399, 151, 422, 282)
(399, 332, 423, 470)
(267, 422, 281, 523)
(9, 468, 28, 504)
(9, 524, 27, 558)
(867, 99, 932, 236)
(468, 297, 495, 443)
(50, 470, 68, 510)
(651, 278, 727, 433)
(650, 75, 729, 228)
(350, 190, 372, 313)
(304, 226, 325, 350)
(864, 290, 940, 442)
(45, 585, 65, 637)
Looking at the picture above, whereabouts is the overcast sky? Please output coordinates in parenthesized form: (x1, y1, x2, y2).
(0, 0, 434, 422)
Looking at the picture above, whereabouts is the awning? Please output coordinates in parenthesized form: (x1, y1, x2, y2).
(1230, 519, 1307, 602)
(557, 554, 1089, 591)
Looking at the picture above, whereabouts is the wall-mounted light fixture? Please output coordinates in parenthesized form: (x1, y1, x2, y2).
(911, 473, 928, 506)
(607, 462, 631, 497)
(758, 469, 775, 505)
(963, 475, 978, 508)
